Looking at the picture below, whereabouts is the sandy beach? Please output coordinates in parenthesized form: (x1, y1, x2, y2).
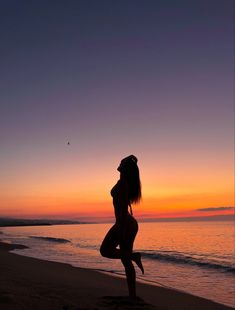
(0, 241, 233, 310)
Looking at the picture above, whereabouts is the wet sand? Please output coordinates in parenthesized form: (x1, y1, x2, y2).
(0, 241, 233, 310)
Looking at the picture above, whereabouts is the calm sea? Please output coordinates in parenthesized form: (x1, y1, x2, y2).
(1, 221, 235, 308)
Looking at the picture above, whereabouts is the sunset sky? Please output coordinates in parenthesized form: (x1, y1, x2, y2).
(0, 0, 234, 221)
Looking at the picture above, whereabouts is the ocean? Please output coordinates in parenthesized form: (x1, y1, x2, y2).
(1, 220, 234, 308)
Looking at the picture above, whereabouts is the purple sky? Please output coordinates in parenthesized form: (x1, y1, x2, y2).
(0, 1, 234, 218)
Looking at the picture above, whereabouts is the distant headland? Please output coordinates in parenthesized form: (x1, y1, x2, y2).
(0, 218, 90, 227)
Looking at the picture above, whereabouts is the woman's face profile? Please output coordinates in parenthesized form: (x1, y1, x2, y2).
(117, 159, 126, 172)
(117, 161, 122, 172)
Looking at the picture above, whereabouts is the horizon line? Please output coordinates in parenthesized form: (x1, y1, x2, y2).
(0, 214, 234, 225)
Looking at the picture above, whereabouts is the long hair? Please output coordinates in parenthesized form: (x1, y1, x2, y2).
(120, 155, 142, 204)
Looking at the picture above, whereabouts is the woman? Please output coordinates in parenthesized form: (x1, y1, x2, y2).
(100, 155, 144, 298)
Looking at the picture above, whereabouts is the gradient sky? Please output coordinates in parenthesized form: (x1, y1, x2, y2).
(0, 0, 234, 220)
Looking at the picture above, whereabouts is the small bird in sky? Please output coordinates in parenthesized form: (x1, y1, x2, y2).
(67, 141, 70, 145)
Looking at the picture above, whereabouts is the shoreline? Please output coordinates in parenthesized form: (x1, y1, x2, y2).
(0, 241, 234, 310)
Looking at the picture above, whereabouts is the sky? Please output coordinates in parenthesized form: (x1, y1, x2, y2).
(0, 0, 234, 220)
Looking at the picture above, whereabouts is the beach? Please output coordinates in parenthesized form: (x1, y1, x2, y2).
(0, 242, 233, 310)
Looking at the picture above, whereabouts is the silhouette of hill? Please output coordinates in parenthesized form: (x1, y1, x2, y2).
(0, 218, 87, 227)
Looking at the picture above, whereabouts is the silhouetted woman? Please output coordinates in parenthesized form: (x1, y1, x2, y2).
(100, 155, 144, 298)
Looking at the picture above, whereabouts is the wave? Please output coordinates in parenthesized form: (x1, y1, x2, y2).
(29, 236, 71, 243)
(75, 243, 98, 250)
(141, 250, 235, 274)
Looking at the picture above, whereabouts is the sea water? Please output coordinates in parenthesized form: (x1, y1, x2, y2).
(1, 221, 235, 307)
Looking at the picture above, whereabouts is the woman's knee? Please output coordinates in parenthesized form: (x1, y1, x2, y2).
(100, 244, 106, 257)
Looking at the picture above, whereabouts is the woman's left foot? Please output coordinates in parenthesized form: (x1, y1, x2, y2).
(133, 252, 144, 274)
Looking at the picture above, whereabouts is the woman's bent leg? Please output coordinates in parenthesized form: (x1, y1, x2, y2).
(132, 252, 144, 274)
(100, 224, 121, 259)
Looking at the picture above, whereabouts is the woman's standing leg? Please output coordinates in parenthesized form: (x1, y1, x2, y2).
(120, 220, 138, 298)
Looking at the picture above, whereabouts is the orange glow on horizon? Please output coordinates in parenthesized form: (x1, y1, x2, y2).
(0, 148, 234, 219)
(1, 190, 234, 220)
